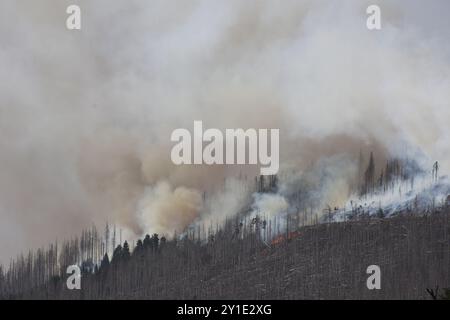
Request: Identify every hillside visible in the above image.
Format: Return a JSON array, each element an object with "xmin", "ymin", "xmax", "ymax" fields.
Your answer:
[{"xmin": 4, "ymin": 208, "xmax": 450, "ymax": 300}]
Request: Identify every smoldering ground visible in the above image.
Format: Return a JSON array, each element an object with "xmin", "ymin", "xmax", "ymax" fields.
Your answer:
[{"xmin": 1, "ymin": 0, "xmax": 450, "ymax": 263}]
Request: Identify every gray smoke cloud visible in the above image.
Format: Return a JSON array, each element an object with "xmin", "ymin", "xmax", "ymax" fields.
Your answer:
[{"xmin": 1, "ymin": 0, "xmax": 450, "ymax": 263}]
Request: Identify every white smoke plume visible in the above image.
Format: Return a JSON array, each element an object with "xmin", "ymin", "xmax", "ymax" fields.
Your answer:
[
  {"xmin": 251, "ymin": 193, "xmax": 288, "ymax": 220},
  {"xmin": 137, "ymin": 181, "xmax": 203, "ymax": 236},
  {"xmin": 1, "ymin": 0, "xmax": 450, "ymax": 263}
]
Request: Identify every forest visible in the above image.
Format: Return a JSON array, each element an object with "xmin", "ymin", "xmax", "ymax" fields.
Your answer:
[{"xmin": 1, "ymin": 152, "xmax": 449, "ymax": 299}]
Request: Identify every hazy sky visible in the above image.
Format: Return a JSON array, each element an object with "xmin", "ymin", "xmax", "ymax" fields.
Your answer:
[{"xmin": 1, "ymin": 0, "xmax": 450, "ymax": 264}]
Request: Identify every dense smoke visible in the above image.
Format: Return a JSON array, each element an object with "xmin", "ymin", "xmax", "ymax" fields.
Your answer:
[
  {"xmin": 1, "ymin": 0, "xmax": 450, "ymax": 263},
  {"xmin": 137, "ymin": 181, "xmax": 203, "ymax": 236}
]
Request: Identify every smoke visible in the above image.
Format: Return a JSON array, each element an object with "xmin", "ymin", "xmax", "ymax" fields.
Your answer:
[
  {"xmin": 1, "ymin": 0, "xmax": 450, "ymax": 263},
  {"xmin": 137, "ymin": 181, "xmax": 203, "ymax": 236},
  {"xmin": 199, "ymin": 177, "xmax": 254, "ymax": 228},
  {"xmin": 280, "ymin": 154, "xmax": 359, "ymax": 209},
  {"xmin": 251, "ymin": 193, "xmax": 288, "ymax": 220}
]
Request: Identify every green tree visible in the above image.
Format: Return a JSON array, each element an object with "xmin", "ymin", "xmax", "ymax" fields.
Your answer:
[
  {"xmin": 99, "ymin": 253, "xmax": 110, "ymax": 273},
  {"xmin": 143, "ymin": 234, "xmax": 151, "ymax": 250},
  {"xmin": 133, "ymin": 239, "xmax": 144, "ymax": 256},
  {"xmin": 111, "ymin": 245, "xmax": 122, "ymax": 264},
  {"xmin": 122, "ymin": 241, "xmax": 130, "ymax": 260}
]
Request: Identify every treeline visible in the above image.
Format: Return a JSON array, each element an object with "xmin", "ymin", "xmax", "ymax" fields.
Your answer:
[
  {"xmin": 0, "ymin": 152, "xmax": 445, "ymax": 299},
  {"xmin": 0, "ymin": 172, "xmax": 280, "ymax": 299},
  {"xmin": 0, "ymin": 201, "xmax": 335, "ymax": 299},
  {"xmin": 0, "ymin": 214, "xmax": 281, "ymax": 299},
  {"xmin": 0, "ymin": 244, "xmax": 58, "ymax": 297},
  {"xmin": 0, "ymin": 226, "xmax": 102, "ymax": 298},
  {"xmin": 358, "ymin": 151, "xmax": 426, "ymax": 196},
  {"xmin": 2, "ymin": 206, "xmax": 450, "ymax": 299}
]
